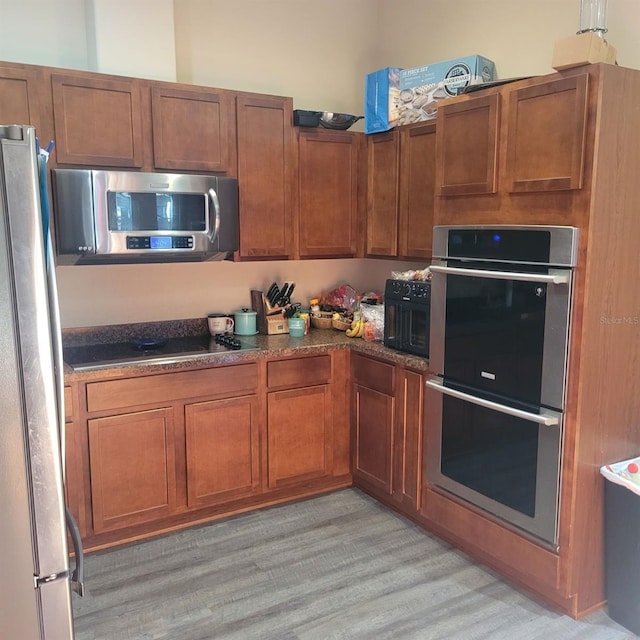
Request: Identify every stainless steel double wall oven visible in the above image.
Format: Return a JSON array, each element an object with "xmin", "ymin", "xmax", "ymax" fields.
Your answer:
[{"xmin": 426, "ymin": 225, "xmax": 578, "ymax": 546}]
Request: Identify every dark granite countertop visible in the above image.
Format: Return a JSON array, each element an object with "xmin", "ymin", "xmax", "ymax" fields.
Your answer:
[{"xmin": 62, "ymin": 319, "xmax": 431, "ymax": 381}]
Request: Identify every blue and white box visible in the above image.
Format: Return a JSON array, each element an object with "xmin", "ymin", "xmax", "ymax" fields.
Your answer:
[{"xmin": 365, "ymin": 55, "xmax": 495, "ymax": 134}]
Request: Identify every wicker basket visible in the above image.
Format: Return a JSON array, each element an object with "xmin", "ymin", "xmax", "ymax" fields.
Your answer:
[
  {"xmin": 310, "ymin": 312, "xmax": 333, "ymax": 329},
  {"xmin": 332, "ymin": 317, "xmax": 352, "ymax": 331}
]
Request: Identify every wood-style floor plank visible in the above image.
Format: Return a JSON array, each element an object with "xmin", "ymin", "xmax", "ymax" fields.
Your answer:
[{"xmin": 72, "ymin": 489, "xmax": 636, "ymax": 639}]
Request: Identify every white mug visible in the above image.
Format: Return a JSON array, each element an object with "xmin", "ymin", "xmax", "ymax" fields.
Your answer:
[{"xmin": 208, "ymin": 314, "xmax": 234, "ymax": 335}]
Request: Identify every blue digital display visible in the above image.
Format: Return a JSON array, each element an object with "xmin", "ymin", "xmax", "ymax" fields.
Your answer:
[{"xmin": 150, "ymin": 236, "xmax": 172, "ymax": 249}]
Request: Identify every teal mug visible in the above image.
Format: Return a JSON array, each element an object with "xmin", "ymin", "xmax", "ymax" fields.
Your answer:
[{"xmin": 288, "ymin": 317, "xmax": 306, "ymax": 337}]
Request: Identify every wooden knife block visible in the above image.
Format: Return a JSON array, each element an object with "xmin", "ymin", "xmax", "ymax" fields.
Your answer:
[{"xmin": 251, "ymin": 290, "xmax": 289, "ymax": 335}]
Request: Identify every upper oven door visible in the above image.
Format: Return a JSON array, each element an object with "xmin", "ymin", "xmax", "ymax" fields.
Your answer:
[{"xmin": 429, "ymin": 260, "xmax": 572, "ymax": 411}]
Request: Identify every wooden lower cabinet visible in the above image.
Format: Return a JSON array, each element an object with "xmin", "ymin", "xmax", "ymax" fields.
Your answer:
[
  {"xmin": 88, "ymin": 407, "xmax": 177, "ymax": 533},
  {"xmin": 351, "ymin": 352, "xmax": 425, "ymax": 517},
  {"xmin": 266, "ymin": 355, "xmax": 335, "ymax": 488},
  {"xmin": 393, "ymin": 369, "xmax": 424, "ymax": 511},
  {"xmin": 71, "ymin": 352, "xmax": 351, "ymax": 550},
  {"xmin": 267, "ymin": 385, "xmax": 333, "ymax": 488},
  {"xmin": 185, "ymin": 395, "xmax": 260, "ymax": 508},
  {"xmin": 353, "ymin": 383, "xmax": 394, "ymax": 494}
]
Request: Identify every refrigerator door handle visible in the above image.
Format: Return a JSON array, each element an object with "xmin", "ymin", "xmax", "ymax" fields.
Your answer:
[{"xmin": 66, "ymin": 507, "xmax": 85, "ymax": 596}]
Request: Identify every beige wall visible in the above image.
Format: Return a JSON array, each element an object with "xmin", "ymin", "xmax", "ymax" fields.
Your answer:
[
  {"xmin": 86, "ymin": 0, "xmax": 177, "ymax": 81},
  {"xmin": 3, "ymin": 0, "xmax": 640, "ymax": 327},
  {"xmin": 377, "ymin": 0, "xmax": 640, "ymax": 77},
  {"xmin": 173, "ymin": 0, "xmax": 379, "ymax": 115}
]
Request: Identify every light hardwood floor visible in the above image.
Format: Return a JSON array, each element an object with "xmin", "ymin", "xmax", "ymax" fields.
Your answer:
[{"xmin": 72, "ymin": 489, "xmax": 636, "ymax": 640}]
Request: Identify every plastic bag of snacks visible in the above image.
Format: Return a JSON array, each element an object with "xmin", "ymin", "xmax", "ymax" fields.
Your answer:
[
  {"xmin": 312, "ymin": 284, "xmax": 358, "ymax": 313},
  {"xmin": 390, "ymin": 267, "xmax": 432, "ymax": 281},
  {"xmin": 361, "ymin": 303, "xmax": 385, "ymax": 341}
]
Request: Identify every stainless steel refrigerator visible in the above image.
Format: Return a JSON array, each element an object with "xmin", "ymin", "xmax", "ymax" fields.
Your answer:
[{"xmin": 0, "ymin": 124, "xmax": 82, "ymax": 639}]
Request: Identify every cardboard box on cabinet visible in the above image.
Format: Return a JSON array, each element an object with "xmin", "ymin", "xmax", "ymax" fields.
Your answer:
[
  {"xmin": 364, "ymin": 55, "xmax": 495, "ymax": 134},
  {"xmin": 552, "ymin": 32, "xmax": 617, "ymax": 70}
]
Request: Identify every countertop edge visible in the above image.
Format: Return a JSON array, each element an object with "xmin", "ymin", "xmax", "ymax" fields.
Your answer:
[{"xmin": 63, "ymin": 330, "xmax": 431, "ymax": 382}]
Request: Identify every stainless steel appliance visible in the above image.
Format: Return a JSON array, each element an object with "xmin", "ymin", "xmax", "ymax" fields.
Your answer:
[
  {"xmin": 425, "ymin": 225, "xmax": 578, "ymax": 546},
  {"xmin": 383, "ymin": 278, "xmax": 431, "ymax": 357},
  {"xmin": 1, "ymin": 125, "xmax": 83, "ymax": 639},
  {"xmin": 51, "ymin": 169, "xmax": 239, "ymax": 264}
]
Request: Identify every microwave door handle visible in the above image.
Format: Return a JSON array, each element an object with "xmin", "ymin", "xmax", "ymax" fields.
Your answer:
[
  {"xmin": 429, "ymin": 264, "xmax": 569, "ymax": 285},
  {"xmin": 207, "ymin": 188, "xmax": 221, "ymax": 246},
  {"xmin": 425, "ymin": 378, "xmax": 560, "ymax": 426}
]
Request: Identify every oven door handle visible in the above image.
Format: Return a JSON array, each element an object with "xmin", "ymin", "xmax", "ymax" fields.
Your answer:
[
  {"xmin": 425, "ymin": 378, "xmax": 560, "ymax": 426},
  {"xmin": 429, "ymin": 264, "xmax": 569, "ymax": 285}
]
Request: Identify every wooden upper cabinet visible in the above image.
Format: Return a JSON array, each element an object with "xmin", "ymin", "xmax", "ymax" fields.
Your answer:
[
  {"xmin": 505, "ymin": 74, "xmax": 589, "ymax": 193},
  {"xmin": 52, "ymin": 73, "xmax": 143, "ymax": 167},
  {"xmin": 151, "ymin": 84, "xmax": 234, "ymax": 173},
  {"xmin": 236, "ymin": 94, "xmax": 295, "ymax": 260},
  {"xmin": 0, "ymin": 65, "xmax": 41, "ymax": 130},
  {"xmin": 436, "ymin": 93, "xmax": 500, "ymax": 196},
  {"xmin": 366, "ymin": 130, "xmax": 399, "ymax": 257},
  {"xmin": 298, "ymin": 129, "xmax": 359, "ymax": 258},
  {"xmin": 398, "ymin": 122, "xmax": 436, "ymax": 260}
]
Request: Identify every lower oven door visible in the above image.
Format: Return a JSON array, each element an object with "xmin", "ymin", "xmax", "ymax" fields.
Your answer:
[{"xmin": 425, "ymin": 376, "xmax": 562, "ymax": 547}]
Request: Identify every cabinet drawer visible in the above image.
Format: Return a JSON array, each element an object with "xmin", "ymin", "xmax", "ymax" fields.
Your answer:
[
  {"xmin": 352, "ymin": 354, "xmax": 395, "ymax": 395},
  {"xmin": 86, "ymin": 364, "xmax": 258, "ymax": 413},
  {"xmin": 267, "ymin": 355, "xmax": 331, "ymax": 389}
]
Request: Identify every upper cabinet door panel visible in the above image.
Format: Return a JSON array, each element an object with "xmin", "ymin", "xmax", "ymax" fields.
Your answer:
[
  {"xmin": 298, "ymin": 130, "xmax": 358, "ymax": 258},
  {"xmin": 506, "ymin": 74, "xmax": 589, "ymax": 193},
  {"xmin": 236, "ymin": 94, "xmax": 295, "ymax": 259},
  {"xmin": 366, "ymin": 130, "xmax": 399, "ymax": 257},
  {"xmin": 52, "ymin": 73, "xmax": 143, "ymax": 167},
  {"xmin": 0, "ymin": 66, "xmax": 40, "ymax": 129},
  {"xmin": 151, "ymin": 85, "xmax": 233, "ymax": 173},
  {"xmin": 436, "ymin": 93, "xmax": 500, "ymax": 196},
  {"xmin": 399, "ymin": 122, "xmax": 436, "ymax": 260}
]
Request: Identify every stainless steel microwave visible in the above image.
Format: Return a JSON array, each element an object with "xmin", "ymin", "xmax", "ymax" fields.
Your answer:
[{"xmin": 51, "ymin": 169, "xmax": 239, "ymax": 264}]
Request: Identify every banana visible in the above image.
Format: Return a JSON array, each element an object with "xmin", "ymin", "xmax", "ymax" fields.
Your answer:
[
  {"xmin": 346, "ymin": 319, "xmax": 362, "ymax": 338},
  {"xmin": 346, "ymin": 319, "xmax": 365, "ymax": 338}
]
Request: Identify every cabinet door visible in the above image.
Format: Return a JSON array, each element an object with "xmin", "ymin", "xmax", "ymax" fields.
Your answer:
[
  {"xmin": 267, "ymin": 385, "xmax": 332, "ymax": 487},
  {"xmin": 436, "ymin": 93, "xmax": 500, "ymax": 196},
  {"xmin": 399, "ymin": 122, "xmax": 436, "ymax": 260},
  {"xmin": 353, "ymin": 384, "xmax": 394, "ymax": 494},
  {"xmin": 88, "ymin": 408, "xmax": 176, "ymax": 533},
  {"xmin": 393, "ymin": 369, "xmax": 424, "ymax": 511},
  {"xmin": 151, "ymin": 84, "xmax": 234, "ymax": 173},
  {"xmin": 366, "ymin": 130, "xmax": 399, "ymax": 257},
  {"xmin": 298, "ymin": 130, "xmax": 358, "ymax": 258},
  {"xmin": 505, "ymin": 74, "xmax": 588, "ymax": 192},
  {"xmin": 185, "ymin": 395, "xmax": 260, "ymax": 508},
  {"xmin": 52, "ymin": 73, "xmax": 143, "ymax": 167},
  {"xmin": 0, "ymin": 65, "xmax": 42, "ymax": 131},
  {"xmin": 236, "ymin": 94, "xmax": 296, "ymax": 259}
]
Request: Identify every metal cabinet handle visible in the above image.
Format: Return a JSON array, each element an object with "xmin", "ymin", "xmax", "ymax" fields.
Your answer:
[
  {"xmin": 429, "ymin": 264, "xmax": 569, "ymax": 285},
  {"xmin": 425, "ymin": 377, "xmax": 560, "ymax": 426}
]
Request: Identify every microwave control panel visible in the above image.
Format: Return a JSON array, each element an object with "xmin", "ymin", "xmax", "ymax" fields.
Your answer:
[{"xmin": 126, "ymin": 235, "xmax": 195, "ymax": 250}]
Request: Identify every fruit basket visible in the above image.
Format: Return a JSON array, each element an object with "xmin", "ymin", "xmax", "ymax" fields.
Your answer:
[
  {"xmin": 310, "ymin": 312, "xmax": 333, "ymax": 329},
  {"xmin": 332, "ymin": 317, "xmax": 352, "ymax": 331}
]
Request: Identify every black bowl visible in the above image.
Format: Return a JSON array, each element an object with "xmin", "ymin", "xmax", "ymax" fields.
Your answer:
[{"xmin": 319, "ymin": 112, "xmax": 363, "ymax": 130}]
